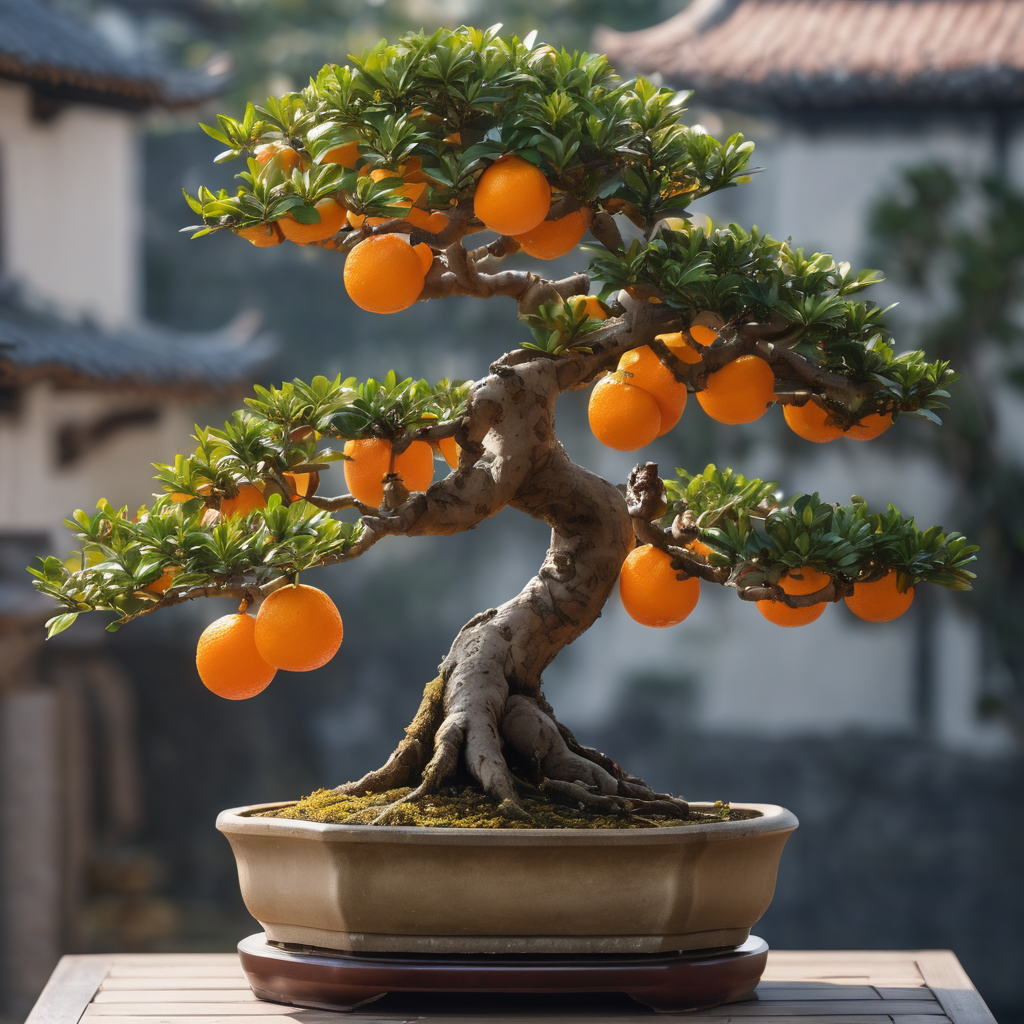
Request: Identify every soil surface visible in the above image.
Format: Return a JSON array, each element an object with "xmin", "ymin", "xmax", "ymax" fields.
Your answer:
[{"xmin": 256, "ymin": 786, "xmax": 759, "ymax": 828}]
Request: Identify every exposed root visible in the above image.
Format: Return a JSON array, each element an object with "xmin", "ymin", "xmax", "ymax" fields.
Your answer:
[
  {"xmin": 332, "ymin": 677, "xmax": 445, "ymax": 796},
  {"xmin": 341, "ymin": 676, "xmax": 689, "ymax": 827}
]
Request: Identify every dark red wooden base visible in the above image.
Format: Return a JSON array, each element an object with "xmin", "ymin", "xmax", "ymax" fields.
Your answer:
[{"xmin": 238, "ymin": 932, "xmax": 768, "ymax": 1013}]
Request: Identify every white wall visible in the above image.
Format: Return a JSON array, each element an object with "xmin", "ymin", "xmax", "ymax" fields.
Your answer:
[
  {"xmin": 0, "ymin": 81, "xmax": 139, "ymax": 328},
  {"xmin": 0, "ymin": 382, "xmax": 193, "ymax": 541}
]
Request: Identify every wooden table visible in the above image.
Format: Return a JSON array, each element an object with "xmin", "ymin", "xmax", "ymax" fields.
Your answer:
[{"xmin": 23, "ymin": 949, "xmax": 998, "ymax": 1023}]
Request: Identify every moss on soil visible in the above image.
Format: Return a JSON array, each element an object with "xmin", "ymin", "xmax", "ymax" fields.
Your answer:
[{"xmin": 255, "ymin": 786, "xmax": 758, "ymax": 828}]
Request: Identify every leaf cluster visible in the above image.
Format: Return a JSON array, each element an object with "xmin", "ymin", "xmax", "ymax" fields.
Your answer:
[
  {"xmin": 30, "ymin": 497, "xmax": 362, "ymax": 635},
  {"xmin": 663, "ymin": 465, "xmax": 977, "ymax": 590},
  {"xmin": 519, "ymin": 298, "xmax": 608, "ymax": 356},
  {"xmin": 183, "ymin": 25, "xmax": 754, "ymax": 237},
  {"xmin": 590, "ymin": 224, "xmax": 957, "ymax": 417},
  {"xmin": 31, "ymin": 372, "xmax": 468, "ymax": 633}
]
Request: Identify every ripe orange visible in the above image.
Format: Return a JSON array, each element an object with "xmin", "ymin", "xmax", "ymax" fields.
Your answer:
[
  {"xmin": 321, "ymin": 140, "xmax": 360, "ymax": 168},
  {"xmin": 845, "ymin": 412, "xmax": 892, "ymax": 441},
  {"xmin": 236, "ymin": 223, "xmax": 282, "ymax": 247},
  {"xmin": 254, "ymin": 585, "xmax": 343, "ymax": 672},
  {"xmin": 344, "ymin": 234, "xmax": 429, "ymax": 314},
  {"xmin": 687, "ymin": 539, "xmax": 714, "ymax": 558},
  {"xmin": 655, "ymin": 332, "xmax": 703, "ymax": 364},
  {"xmin": 845, "ymin": 569, "xmax": 915, "ymax": 622},
  {"xmin": 146, "ymin": 566, "xmax": 179, "ymax": 595},
  {"xmin": 196, "ymin": 613, "xmax": 276, "ymax": 699},
  {"xmin": 343, "ymin": 438, "xmax": 435, "ymax": 506},
  {"xmin": 283, "ymin": 471, "xmax": 319, "ymax": 502},
  {"xmin": 473, "ymin": 155, "xmax": 551, "ymax": 236},
  {"xmin": 784, "ymin": 400, "xmax": 843, "ymax": 443},
  {"xmin": 221, "ymin": 483, "xmax": 267, "ymax": 518},
  {"xmin": 437, "ymin": 436, "xmax": 459, "ymax": 469},
  {"xmin": 512, "ymin": 209, "xmax": 589, "ymax": 259},
  {"xmin": 254, "ymin": 142, "xmax": 306, "ymax": 176},
  {"xmin": 617, "ymin": 346, "xmax": 688, "ymax": 435},
  {"xmin": 570, "ymin": 295, "xmax": 609, "ymax": 321},
  {"xmin": 756, "ymin": 567, "xmax": 830, "ymax": 627},
  {"xmin": 588, "ymin": 373, "xmax": 662, "ymax": 451},
  {"xmin": 619, "ymin": 544, "xmax": 700, "ymax": 628},
  {"xmin": 279, "ymin": 199, "xmax": 347, "ymax": 244},
  {"xmin": 696, "ymin": 354, "xmax": 775, "ymax": 425},
  {"xmin": 689, "ymin": 325, "xmax": 719, "ymax": 346}
]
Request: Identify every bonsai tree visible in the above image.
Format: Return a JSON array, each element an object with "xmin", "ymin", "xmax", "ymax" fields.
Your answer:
[{"xmin": 32, "ymin": 27, "xmax": 977, "ymax": 826}]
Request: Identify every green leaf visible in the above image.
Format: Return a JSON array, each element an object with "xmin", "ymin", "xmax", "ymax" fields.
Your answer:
[{"xmin": 45, "ymin": 612, "xmax": 78, "ymax": 639}]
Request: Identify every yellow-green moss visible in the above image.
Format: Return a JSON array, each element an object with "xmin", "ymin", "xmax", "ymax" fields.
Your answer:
[{"xmin": 256, "ymin": 786, "xmax": 754, "ymax": 829}]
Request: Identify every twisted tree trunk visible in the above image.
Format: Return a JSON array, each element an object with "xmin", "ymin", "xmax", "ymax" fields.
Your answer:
[{"xmin": 336, "ymin": 304, "xmax": 692, "ymax": 822}]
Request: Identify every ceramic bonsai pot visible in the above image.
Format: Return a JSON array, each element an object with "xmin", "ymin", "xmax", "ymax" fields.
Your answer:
[{"xmin": 217, "ymin": 802, "xmax": 797, "ymax": 955}]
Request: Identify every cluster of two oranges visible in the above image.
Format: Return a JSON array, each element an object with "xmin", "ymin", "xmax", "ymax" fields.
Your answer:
[
  {"xmin": 588, "ymin": 327, "xmax": 719, "ymax": 451},
  {"xmin": 755, "ymin": 567, "xmax": 914, "ymax": 627},
  {"xmin": 345, "ymin": 154, "xmax": 591, "ymax": 316},
  {"xmin": 196, "ymin": 585, "xmax": 344, "ymax": 700},
  {"xmin": 342, "ymin": 434, "xmax": 459, "ymax": 507}
]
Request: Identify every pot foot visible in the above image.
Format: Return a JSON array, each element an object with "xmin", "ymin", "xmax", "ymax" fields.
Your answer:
[{"xmin": 237, "ymin": 932, "xmax": 768, "ymax": 1012}]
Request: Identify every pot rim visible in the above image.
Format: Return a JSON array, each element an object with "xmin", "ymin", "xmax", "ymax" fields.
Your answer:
[{"xmin": 216, "ymin": 801, "xmax": 798, "ymax": 846}]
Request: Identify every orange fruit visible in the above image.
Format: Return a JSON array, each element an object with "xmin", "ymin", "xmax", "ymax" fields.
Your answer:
[
  {"xmin": 756, "ymin": 567, "xmax": 830, "ymax": 627},
  {"xmin": 687, "ymin": 539, "xmax": 713, "ymax": 558},
  {"xmin": 235, "ymin": 223, "xmax": 282, "ymax": 247},
  {"xmin": 473, "ymin": 155, "xmax": 551, "ymax": 236},
  {"xmin": 283, "ymin": 471, "xmax": 319, "ymax": 502},
  {"xmin": 221, "ymin": 483, "xmax": 267, "ymax": 518},
  {"xmin": 146, "ymin": 567, "xmax": 179, "ymax": 595},
  {"xmin": 196, "ymin": 613, "xmax": 276, "ymax": 699},
  {"xmin": 343, "ymin": 438, "xmax": 435, "ymax": 506},
  {"xmin": 255, "ymin": 584, "xmax": 344, "ymax": 672},
  {"xmin": 279, "ymin": 199, "xmax": 347, "ymax": 244},
  {"xmin": 513, "ymin": 209, "xmax": 589, "ymax": 259},
  {"xmin": 254, "ymin": 142, "xmax": 306, "ymax": 176},
  {"xmin": 845, "ymin": 412, "xmax": 892, "ymax": 441},
  {"xmin": 588, "ymin": 373, "xmax": 662, "ymax": 451},
  {"xmin": 656, "ymin": 332, "xmax": 703, "ymax": 364},
  {"xmin": 570, "ymin": 295, "xmax": 609, "ymax": 321},
  {"xmin": 617, "ymin": 345, "xmax": 688, "ymax": 435},
  {"xmin": 689, "ymin": 324, "xmax": 719, "ymax": 346},
  {"xmin": 696, "ymin": 354, "xmax": 775, "ymax": 425},
  {"xmin": 321, "ymin": 140, "xmax": 361, "ymax": 168},
  {"xmin": 784, "ymin": 400, "xmax": 843, "ymax": 443},
  {"xmin": 619, "ymin": 544, "xmax": 700, "ymax": 628},
  {"xmin": 845, "ymin": 569, "xmax": 915, "ymax": 622},
  {"xmin": 437, "ymin": 436, "xmax": 459, "ymax": 469},
  {"xmin": 344, "ymin": 234, "xmax": 428, "ymax": 314}
]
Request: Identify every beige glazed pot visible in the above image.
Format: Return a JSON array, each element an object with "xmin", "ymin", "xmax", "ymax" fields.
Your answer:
[{"xmin": 217, "ymin": 802, "xmax": 798, "ymax": 955}]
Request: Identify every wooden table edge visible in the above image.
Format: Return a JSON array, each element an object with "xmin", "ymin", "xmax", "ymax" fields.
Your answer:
[
  {"xmin": 19, "ymin": 948, "xmax": 1001, "ymax": 1024},
  {"xmin": 23, "ymin": 956, "xmax": 113, "ymax": 1024}
]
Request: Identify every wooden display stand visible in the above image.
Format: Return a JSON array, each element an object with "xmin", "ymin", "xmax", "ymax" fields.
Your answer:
[{"xmin": 236, "ymin": 931, "xmax": 769, "ymax": 1013}]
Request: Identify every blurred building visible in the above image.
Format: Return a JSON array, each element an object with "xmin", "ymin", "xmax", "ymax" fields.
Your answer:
[
  {"xmin": 0, "ymin": 1, "xmax": 269, "ymax": 1016},
  {"xmin": 593, "ymin": 0, "xmax": 1021, "ymax": 749}
]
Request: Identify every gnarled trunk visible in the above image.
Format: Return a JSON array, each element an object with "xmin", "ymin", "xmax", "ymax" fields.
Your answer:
[{"xmin": 337, "ymin": 330, "xmax": 690, "ymax": 822}]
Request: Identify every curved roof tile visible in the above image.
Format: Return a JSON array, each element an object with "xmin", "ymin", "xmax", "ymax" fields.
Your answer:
[
  {"xmin": 0, "ymin": 0, "xmax": 230, "ymax": 108},
  {"xmin": 596, "ymin": 0, "xmax": 1024, "ymax": 109}
]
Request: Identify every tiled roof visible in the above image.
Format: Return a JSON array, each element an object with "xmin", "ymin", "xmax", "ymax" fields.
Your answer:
[
  {"xmin": 596, "ymin": 0, "xmax": 1024, "ymax": 109},
  {"xmin": 0, "ymin": 296, "xmax": 273, "ymax": 395},
  {"xmin": 0, "ymin": 0, "xmax": 229, "ymax": 109}
]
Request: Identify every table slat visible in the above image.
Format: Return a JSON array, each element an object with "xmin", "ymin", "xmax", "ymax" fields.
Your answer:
[
  {"xmin": 93, "ymin": 993, "xmax": 259, "ymax": 1005},
  {"xmin": 99, "ymin": 982, "xmax": 251, "ymax": 993},
  {"xmin": 688, "ymin": 1001, "xmax": 946, "ymax": 1017}
]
